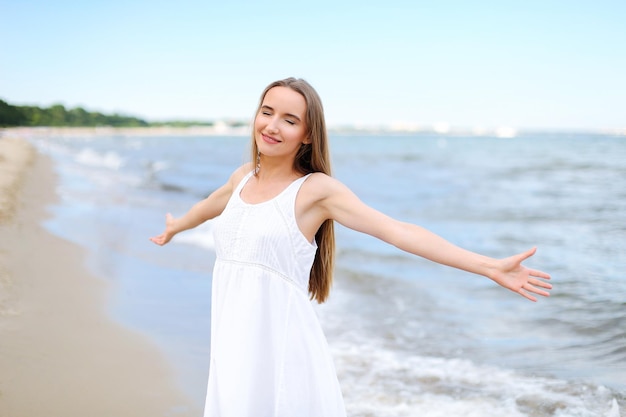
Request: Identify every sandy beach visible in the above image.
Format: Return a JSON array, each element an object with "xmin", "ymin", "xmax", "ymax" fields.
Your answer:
[{"xmin": 0, "ymin": 137, "xmax": 200, "ymax": 417}]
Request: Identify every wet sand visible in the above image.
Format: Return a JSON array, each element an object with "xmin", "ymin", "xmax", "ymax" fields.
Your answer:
[{"xmin": 0, "ymin": 137, "xmax": 200, "ymax": 417}]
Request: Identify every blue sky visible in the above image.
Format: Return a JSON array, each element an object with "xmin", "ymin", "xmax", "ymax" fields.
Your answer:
[{"xmin": 1, "ymin": 0, "xmax": 625, "ymax": 130}]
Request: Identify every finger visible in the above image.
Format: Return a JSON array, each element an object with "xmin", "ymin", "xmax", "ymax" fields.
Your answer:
[
  {"xmin": 524, "ymin": 282, "xmax": 551, "ymax": 297},
  {"xmin": 519, "ymin": 289, "xmax": 538, "ymax": 302},
  {"xmin": 516, "ymin": 247, "xmax": 537, "ymax": 263},
  {"xmin": 530, "ymin": 278, "xmax": 552, "ymax": 289},
  {"xmin": 528, "ymin": 286, "xmax": 550, "ymax": 297},
  {"xmin": 529, "ymin": 269, "xmax": 551, "ymax": 279}
]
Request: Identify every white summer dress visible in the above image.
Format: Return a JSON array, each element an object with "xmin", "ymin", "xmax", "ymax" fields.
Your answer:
[{"xmin": 204, "ymin": 171, "xmax": 346, "ymax": 417}]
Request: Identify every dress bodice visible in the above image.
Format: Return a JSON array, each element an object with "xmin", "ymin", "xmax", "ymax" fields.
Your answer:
[{"xmin": 212, "ymin": 171, "xmax": 317, "ymax": 294}]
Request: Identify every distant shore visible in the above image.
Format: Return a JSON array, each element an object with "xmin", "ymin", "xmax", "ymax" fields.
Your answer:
[
  {"xmin": 0, "ymin": 136, "xmax": 200, "ymax": 417},
  {"xmin": 0, "ymin": 125, "xmax": 250, "ymax": 138},
  {"xmin": 3, "ymin": 125, "xmax": 623, "ymax": 139}
]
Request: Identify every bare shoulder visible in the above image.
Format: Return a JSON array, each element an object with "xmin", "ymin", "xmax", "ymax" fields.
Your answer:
[
  {"xmin": 228, "ymin": 163, "xmax": 254, "ymax": 187},
  {"xmin": 302, "ymin": 172, "xmax": 352, "ymax": 201},
  {"xmin": 300, "ymin": 172, "xmax": 373, "ymax": 226},
  {"xmin": 304, "ymin": 172, "xmax": 334, "ymax": 191}
]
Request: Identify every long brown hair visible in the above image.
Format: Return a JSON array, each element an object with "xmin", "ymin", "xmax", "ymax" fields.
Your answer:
[{"xmin": 251, "ymin": 77, "xmax": 335, "ymax": 303}]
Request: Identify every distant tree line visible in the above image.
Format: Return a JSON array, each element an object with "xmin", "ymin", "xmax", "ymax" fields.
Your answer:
[{"xmin": 0, "ymin": 98, "xmax": 216, "ymax": 128}]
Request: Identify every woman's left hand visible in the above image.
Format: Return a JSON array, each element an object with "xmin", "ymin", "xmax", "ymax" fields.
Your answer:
[{"xmin": 490, "ymin": 247, "xmax": 552, "ymax": 302}]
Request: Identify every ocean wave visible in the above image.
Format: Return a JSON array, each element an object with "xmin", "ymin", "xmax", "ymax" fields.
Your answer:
[
  {"xmin": 75, "ymin": 148, "xmax": 124, "ymax": 170},
  {"xmin": 174, "ymin": 221, "xmax": 215, "ymax": 250},
  {"xmin": 332, "ymin": 341, "xmax": 621, "ymax": 417}
]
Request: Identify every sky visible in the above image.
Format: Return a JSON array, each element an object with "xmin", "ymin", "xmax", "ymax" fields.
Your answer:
[{"xmin": 1, "ymin": 0, "xmax": 625, "ymax": 131}]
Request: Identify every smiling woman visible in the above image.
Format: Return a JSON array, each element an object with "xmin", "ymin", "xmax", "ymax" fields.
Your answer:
[
  {"xmin": 150, "ymin": 77, "xmax": 552, "ymax": 417},
  {"xmin": 254, "ymin": 87, "xmax": 310, "ymax": 171}
]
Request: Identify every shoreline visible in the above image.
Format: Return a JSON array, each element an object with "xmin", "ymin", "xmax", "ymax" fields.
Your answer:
[{"xmin": 0, "ymin": 137, "xmax": 200, "ymax": 417}]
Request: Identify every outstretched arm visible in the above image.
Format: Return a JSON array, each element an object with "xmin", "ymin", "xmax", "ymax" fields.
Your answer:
[
  {"xmin": 381, "ymin": 222, "xmax": 551, "ymax": 301},
  {"xmin": 309, "ymin": 175, "xmax": 552, "ymax": 301},
  {"xmin": 150, "ymin": 165, "xmax": 249, "ymax": 246}
]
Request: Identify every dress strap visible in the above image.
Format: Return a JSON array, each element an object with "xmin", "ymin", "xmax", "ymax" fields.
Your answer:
[
  {"xmin": 233, "ymin": 170, "xmax": 255, "ymax": 195},
  {"xmin": 284, "ymin": 173, "xmax": 312, "ymax": 198},
  {"xmin": 234, "ymin": 171, "xmax": 312, "ymax": 207},
  {"xmin": 274, "ymin": 173, "xmax": 312, "ymax": 211}
]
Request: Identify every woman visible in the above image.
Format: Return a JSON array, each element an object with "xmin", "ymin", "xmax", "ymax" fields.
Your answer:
[{"xmin": 150, "ymin": 77, "xmax": 552, "ymax": 417}]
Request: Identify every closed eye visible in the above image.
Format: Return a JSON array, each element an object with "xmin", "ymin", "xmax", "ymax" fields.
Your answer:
[{"xmin": 260, "ymin": 105, "xmax": 273, "ymax": 117}]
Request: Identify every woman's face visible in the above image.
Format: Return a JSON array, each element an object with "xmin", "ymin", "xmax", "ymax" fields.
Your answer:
[{"xmin": 254, "ymin": 86, "xmax": 310, "ymax": 160}]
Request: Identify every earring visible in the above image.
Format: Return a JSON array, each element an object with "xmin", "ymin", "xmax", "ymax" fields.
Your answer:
[{"xmin": 255, "ymin": 151, "xmax": 261, "ymax": 175}]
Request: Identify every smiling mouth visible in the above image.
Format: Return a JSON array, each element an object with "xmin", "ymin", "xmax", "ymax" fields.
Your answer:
[{"xmin": 262, "ymin": 134, "xmax": 281, "ymax": 144}]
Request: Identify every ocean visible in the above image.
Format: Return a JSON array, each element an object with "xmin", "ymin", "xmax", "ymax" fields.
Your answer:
[{"xmin": 29, "ymin": 131, "xmax": 625, "ymax": 416}]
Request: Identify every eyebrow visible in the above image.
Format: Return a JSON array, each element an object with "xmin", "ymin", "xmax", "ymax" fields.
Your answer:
[{"xmin": 261, "ymin": 105, "xmax": 302, "ymax": 122}]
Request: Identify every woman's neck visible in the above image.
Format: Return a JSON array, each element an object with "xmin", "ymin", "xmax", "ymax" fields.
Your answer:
[{"xmin": 256, "ymin": 156, "xmax": 300, "ymax": 182}]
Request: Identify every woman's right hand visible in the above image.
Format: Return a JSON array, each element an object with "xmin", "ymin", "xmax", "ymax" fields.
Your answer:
[{"xmin": 149, "ymin": 213, "xmax": 177, "ymax": 246}]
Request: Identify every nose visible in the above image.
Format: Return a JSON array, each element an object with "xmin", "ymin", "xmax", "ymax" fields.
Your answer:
[{"xmin": 266, "ymin": 117, "xmax": 279, "ymax": 133}]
